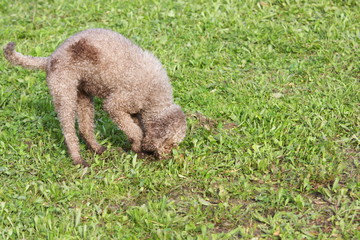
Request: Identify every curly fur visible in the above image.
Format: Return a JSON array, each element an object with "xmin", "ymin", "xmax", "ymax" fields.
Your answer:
[{"xmin": 3, "ymin": 28, "xmax": 186, "ymax": 166}]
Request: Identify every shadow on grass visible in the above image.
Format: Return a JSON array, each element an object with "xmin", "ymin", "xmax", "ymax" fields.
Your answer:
[{"xmin": 30, "ymin": 95, "xmax": 131, "ymax": 155}]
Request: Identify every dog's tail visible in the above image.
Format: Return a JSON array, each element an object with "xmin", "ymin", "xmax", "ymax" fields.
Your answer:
[{"xmin": 3, "ymin": 42, "xmax": 48, "ymax": 71}]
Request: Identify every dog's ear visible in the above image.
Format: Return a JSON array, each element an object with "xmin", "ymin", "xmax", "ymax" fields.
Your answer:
[
  {"xmin": 150, "ymin": 104, "xmax": 185, "ymax": 138},
  {"xmin": 141, "ymin": 135, "xmax": 157, "ymax": 153},
  {"xmin": 141, "ymin": 111, "xmax": 170, "ymax": 153},
  {"xmin": 142, "ymin": 104, "xmax": 186, "ymax": 155}
]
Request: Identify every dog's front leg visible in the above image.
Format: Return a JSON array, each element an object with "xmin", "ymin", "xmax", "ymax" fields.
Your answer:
[
  {"xmin": 110, "ymin": 112, "xmax": 143, "ymax": 153},
  {"xmin": 104, "ymin": 103, "xmax": 143, "ymax": 153}
]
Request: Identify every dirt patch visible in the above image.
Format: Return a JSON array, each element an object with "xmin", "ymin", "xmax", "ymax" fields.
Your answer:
[
  {"xmin": 24, "ymin": 140, "xmax": 34, "ymax": 151},
  {"xmin": 307, "ymin": 192, "xmax": 335, "ymax": 234},
  {"xmin": 223, "ymin": 122, "xmax": 238, "ymax": 130},
  {"xmin": 342, "ymin": 147, "xmax": 360, "ymax": 183},
  {"xmin": 189, "ymin": 112, "xmax": 218, "ymax": 130},
  {"xmin": 187, "ymin": 112, "xmax": 238, "ymax": 132}
]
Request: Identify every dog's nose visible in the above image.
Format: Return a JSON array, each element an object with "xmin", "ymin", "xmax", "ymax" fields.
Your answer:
[{"xmin": 143, "ymin": 150, "xmax": 155, "ymax": 155}]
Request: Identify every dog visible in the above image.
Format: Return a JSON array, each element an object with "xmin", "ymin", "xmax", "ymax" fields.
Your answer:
[{"xmin": 4, "ymin": 28, "xmax": 186, "ymax": 166}]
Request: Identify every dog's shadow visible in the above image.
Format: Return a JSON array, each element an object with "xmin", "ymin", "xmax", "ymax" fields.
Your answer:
[{"xmin": 31, "ymin": 96, "xmax": 131, "ymax": 153}]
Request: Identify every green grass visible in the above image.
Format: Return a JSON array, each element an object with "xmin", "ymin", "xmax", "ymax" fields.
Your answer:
[{"xmin": 0, "ymin": 0, "xmax": 359, "ymax": 239}]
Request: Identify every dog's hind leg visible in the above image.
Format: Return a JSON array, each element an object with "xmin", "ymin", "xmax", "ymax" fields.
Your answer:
[
  {"xmin": 47, "ymin": 73, "xmax": 89, "ymax": 167},
  {"xmin": 77, "ymin": 90, "xmax": 106, "ymax": 154}
]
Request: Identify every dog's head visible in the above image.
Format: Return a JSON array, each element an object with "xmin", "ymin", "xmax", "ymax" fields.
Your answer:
[{"xmin": 142, "ymin": 104, "xmax": 186, "ymax": 158}]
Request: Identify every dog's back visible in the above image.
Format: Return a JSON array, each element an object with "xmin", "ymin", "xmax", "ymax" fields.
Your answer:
[{"xmin": 50, "ymin": 29, "xmax": 171, "ymax": 100}]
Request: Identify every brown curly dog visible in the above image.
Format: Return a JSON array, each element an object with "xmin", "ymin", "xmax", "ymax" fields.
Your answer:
[{"xmin": 4, "ymin": 28, "xmax": 186, "ymax": 166}]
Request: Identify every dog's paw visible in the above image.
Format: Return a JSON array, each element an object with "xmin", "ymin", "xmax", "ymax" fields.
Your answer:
[
  {"xmin": 73, "ymin": 159, "xmax": 90, "ymax": 167},
  {"xmin": 95, "ymin": 146, "xmax": 107, "ymax": 155}
]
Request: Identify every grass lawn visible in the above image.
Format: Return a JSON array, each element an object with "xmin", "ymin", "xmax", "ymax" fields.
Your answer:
[{"xmin": 0, "ymin": 0, "xmax": 359, "ymax": 239}]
